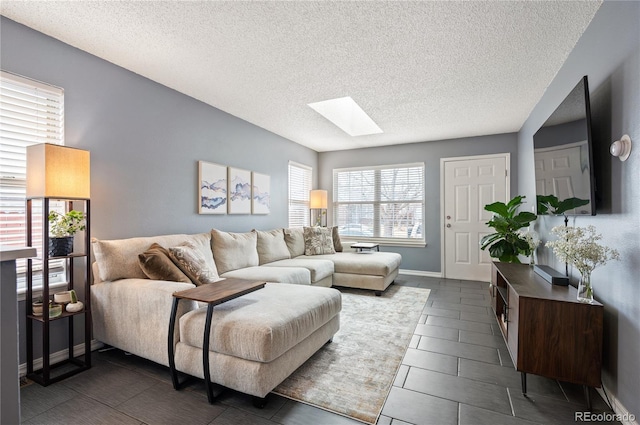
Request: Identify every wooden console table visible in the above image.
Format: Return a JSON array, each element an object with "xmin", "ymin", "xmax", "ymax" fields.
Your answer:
[{"xmin": 490, "ymin": 262, "xmax": 603, "ymax": 408}]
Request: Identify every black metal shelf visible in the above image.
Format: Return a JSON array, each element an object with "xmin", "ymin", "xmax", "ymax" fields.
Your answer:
[{"xmin": 26, "ymin": 197, "xmax": 92, "ymax": 386}]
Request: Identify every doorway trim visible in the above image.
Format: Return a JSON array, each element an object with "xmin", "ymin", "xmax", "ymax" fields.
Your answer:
[{"xmin": 440, "ymin": 152, "xmax": 511, "ymax": 280}]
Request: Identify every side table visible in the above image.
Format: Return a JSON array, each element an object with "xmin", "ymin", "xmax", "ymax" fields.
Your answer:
[
  {"xmin": 167, "ymin": 278, "xmax": 265, "ymax": 403},
  {"xmin": 351, "ymin": 242, "xmax": 380, "ymax": 253}
]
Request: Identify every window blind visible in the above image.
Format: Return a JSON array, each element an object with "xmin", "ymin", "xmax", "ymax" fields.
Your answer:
[
  {"xmin": 0, "ymin": 71, "xmax": 66, "ymax": 291},
  {"xmin": 333, "ymin": 163, "xmax": 425, "ymax": 242},
  {"xmin": 288, "ymin": 161, "xmax": 312, "ymax": 227}
]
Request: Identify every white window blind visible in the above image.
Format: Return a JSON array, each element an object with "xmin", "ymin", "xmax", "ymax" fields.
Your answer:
[
  {"xmin": 333, "ymin": 163, "xmax": 425, "ymax": 243},
  {"xmin": 0, "ymin": 71, "xmax": 66, "ymax": 292},
  {"xmin": 288, "ymin": 161, "xmax": 312, "ymax": 227}
]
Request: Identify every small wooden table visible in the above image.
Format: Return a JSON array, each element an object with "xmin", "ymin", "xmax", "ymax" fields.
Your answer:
[
  {"xmin": 167, "ymin": 278, "xmax": 266, "ymax": 403},
  {"xmin": 351, "ymin": 242, "xmax": 380, "ymax": 252}
]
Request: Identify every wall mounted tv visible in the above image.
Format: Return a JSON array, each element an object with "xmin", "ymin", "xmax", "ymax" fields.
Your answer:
[{"xmin": 533, "ymin": 76, "xmax": 596, "ymax": 215}]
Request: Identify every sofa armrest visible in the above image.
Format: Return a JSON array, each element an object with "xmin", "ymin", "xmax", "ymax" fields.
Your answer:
[{"xmin": 92, "ymin": 278, "xmax": 197, "ymax": 366}]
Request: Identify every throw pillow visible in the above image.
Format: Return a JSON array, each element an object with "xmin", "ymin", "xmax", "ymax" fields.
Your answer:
[
  {"xmin": 303, "ymin": 227, "xmax": 336, "ymax": 256},
  {"xmin": 168, "ymin": 241, "xmax": 220, "ymax": 286},
  {"xmin": 138, "ymin": 243, "xmax": 191, "ymax": 283},
  {"xmin": 255, "ymin": 229, "xmax": 291, "ymax": 265},
  {"xmin": 332, "ymin": 226, "xmax": 343, "ymax": 252},
  {"xmin": 284, "ymin": 227, "xmax": 305, "ymax": 257},
  {"xmin": 210, "ymin": 229, "xmax": 259, "ymax": 274}
]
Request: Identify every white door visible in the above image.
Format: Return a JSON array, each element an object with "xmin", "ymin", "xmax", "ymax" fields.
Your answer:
[{"xmin": 442, "ymin": 155, "xmax": 508, "ymax": 281}]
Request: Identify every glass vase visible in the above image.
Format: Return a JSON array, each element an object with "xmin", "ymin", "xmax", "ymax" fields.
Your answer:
[{"xmin": 577, "ymin": 270, "xmax": 594, "ymax": 303}]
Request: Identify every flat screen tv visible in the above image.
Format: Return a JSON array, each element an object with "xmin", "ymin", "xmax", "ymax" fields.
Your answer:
[{"xmin": 533, "ymin": 76, "xmax": 596, "ymax": 215}]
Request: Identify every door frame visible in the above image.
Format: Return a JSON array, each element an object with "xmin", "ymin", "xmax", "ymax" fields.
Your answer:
[{"xmin": 440, "ymin": 153, "xmax": 510, "ymax": 279}]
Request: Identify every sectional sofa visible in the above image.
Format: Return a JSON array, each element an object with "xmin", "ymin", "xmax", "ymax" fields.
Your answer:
[{"xmin": 90, "ymin": 227, "xmax": 401, "ymax": 402}]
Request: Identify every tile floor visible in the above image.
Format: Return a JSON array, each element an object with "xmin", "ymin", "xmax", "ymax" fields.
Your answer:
[{"xmin": 20, "ymin": 275, "xmax": 620, "ymax": 424}]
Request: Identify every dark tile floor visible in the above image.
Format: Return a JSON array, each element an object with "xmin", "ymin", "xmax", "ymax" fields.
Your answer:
[{"xmin": 20, "ymin": 275, "xmax": 619, "ymax": 425}]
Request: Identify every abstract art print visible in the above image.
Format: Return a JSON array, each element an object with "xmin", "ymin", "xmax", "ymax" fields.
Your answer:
[
  {"xmin": 228, "ymin": 167, "xmax": 252, "ymax": 214},
  {"xmin": 198, "ymin": 161, "xmax": 227, "ymax": 214},
  {"xmin": 252, "ymin": 172, "xmax": 270, "ymax": 214}
]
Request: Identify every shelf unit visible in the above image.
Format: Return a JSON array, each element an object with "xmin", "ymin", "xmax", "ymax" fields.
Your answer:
[
  {"xmin": 26, "ymin": 197, "xmax": 92, "ymax": 386},
  {"xmin": 489, "ymin": 262, "xmax": 602, "ymax": 408}
]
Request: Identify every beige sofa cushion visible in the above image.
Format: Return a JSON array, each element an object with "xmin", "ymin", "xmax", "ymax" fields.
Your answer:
[
  {"xmin": 303, "ymin": 252, "xmax": 402, "ymax": 277},
  {"xmin": 92, "ymin": 233, "xmax": 212, "ymax": 282},
  {"xmin": 255, "ymin": 229, "xmax": 290, "ymax": 265},
  {"xmin": 211, "ymin": 229, "xmax": 259, "ymax": 274},
  {"xmin": 264, "ymin": 258, "xmax": 334, "ymax": 283},
  {"xmin": 179, "ymin": 283, "xmax": 342, "ymax": 363},
  {"xmin": 220, "ymin": 266, "xmax": 311, "ymax": 285},
  {"xmin": 284, "ymin": 227, "xmax": 305, "ymax": 257}
]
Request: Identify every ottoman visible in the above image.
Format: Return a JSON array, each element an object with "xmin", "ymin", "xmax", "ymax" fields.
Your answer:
[{"xmin": 173, "ymin": 283, "xmax": 341, "ymax": 400}]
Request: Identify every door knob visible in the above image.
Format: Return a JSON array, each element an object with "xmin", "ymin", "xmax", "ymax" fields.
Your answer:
[
  {"xmin": 446, "ymin": 224, "xmax": 451, "ymax": 228},
  {"xmin": 446, "ymin": 215, "xmax": 451, "ymax": 220}
]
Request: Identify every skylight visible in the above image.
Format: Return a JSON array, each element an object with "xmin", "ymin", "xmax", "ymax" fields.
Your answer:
[{"xmin": 308, "ymin": 96, "xmax": 383, "ymax": 137}]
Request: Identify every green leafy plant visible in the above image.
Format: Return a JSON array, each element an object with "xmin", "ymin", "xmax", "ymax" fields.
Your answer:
[
  {"xmin": 48, "ymin": 210, "xmax": 86, "ymax": 238},
  {"xmin": 480, "ymin": 195, "xmax": 537, "ymax": 263},
  {"xmin": 536, "ymin": 194, "xmax": 589, "ymax": 216}
]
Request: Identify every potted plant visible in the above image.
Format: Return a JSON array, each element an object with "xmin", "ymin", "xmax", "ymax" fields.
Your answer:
[
  {"xmin": 480, "ymin": 195, "xmax": 537, "ymax": 263},
  {"xmin": 48, "ymin": 210, "xmax": 86, "ymax": 257}
]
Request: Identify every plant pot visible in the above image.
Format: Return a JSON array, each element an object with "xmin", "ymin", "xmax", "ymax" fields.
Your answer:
[{"xmin": 49, "ymin": 236, "xmax": 74, "ymax": 257}]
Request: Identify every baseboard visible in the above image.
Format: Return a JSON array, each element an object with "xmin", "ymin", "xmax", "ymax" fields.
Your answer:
[
  {"xmin": 399, "ymin": 269, "xmax": 442, "ymax": 278},
  {"xmin": 19, "ymin": 339, "xmax": 104, "ymax": 377},
  {"xmin": 595, "ymin": 385, "xmax": 638, "ymax": 425}
]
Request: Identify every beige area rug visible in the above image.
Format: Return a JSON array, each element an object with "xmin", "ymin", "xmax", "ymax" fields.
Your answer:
[{"xmin": 273, "ymin": 285, "xmax": 431, "ymax": 424}]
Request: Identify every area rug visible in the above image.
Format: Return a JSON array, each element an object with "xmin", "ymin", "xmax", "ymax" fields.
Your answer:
[{"xmin": 273, "ymin": 285, "xmax": 431, "ymax": 424}]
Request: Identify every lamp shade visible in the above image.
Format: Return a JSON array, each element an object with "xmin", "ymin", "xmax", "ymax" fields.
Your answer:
[
  {"xmin": 309, "ymin": 190, "xmax": 328, "ymax": 209},
  {"xmin": 26, "ymin": 144, "xmax": 90, "ymax": 199}
]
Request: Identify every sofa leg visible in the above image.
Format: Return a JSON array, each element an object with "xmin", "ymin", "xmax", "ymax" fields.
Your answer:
[
  {"xmin": 252, "ymin": 396, "xmax": 268, "ymax": 409},
  {"xmin": 374, "ymin": 291, "xmax": 382, "ymax": 296},
  {"xmin": 325, "ymin": 338, "xmax": 333, "ymax": 344}
]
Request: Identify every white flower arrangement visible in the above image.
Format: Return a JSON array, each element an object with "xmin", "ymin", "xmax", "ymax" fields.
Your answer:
[
  {"xmin": 517, "ymin": 229, "xmax": 541, "ymax": 252},
  {"xmin": 545, "ymin": 225, "xmax": 619, "ymax": 275}
]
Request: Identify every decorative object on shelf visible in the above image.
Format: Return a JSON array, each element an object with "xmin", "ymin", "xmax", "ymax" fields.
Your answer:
[
  {"xmin": 546, "ymin": 225, "xmax": 620, "ymax": 303},
  {"xmin": 66, "ymin": 301, "xmax": 84, "ymax": 313},
  {"xmin": 480, "ymin": 195, "xmax": 537, "ymax": 263},
  {"xmin": 47, "ymin": 210, "xmax": 86, "ymax": 256},
  {"xmin": 32, "ymin": 301, "xmax": 43, "ymax": 316},
  {"xmin": 49, "ymin": 304, "xmax": 62, "ymax": 318},
  {"xmin": 198, "ymin": 161, "xmax": 227, "ymax": 214},
  {"xmin": 516, "ymin": 229, "xmax": 540, "ymax": 266},
  {"xmin": 228, "ymin": 167, "xmax": 252, "ymax": 214},
  {"xmin": 610, "ymin": 134, "xmax": 632, "ymax": 162},
  {"xmin": 309, "ymin": 189, "xmax": 328, "ymax": 227},
  {"xmin": 251, "ymin": 172, "xmax": 271, "ymax": 214}
]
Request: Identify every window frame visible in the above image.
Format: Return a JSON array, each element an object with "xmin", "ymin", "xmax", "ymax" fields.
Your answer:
[
  {"xmin": 288, "ymin": 160, "xmax": 312, "ymax": 228},
  {"xmin": 333, "ymin": 162, "xmax": 426, "ymax": 247}
]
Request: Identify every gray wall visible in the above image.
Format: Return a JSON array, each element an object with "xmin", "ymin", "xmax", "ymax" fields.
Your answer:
[
  {"xmin": 517, "ymin": 1, "xmax": 639, "ymax": 417},
  {"xmin": 1, "ymin": 17, "xmax": 318, "ymax": 362},
  {"xmin": 319, "ymin": 133, "xmax": 518, "ymax": 272}
]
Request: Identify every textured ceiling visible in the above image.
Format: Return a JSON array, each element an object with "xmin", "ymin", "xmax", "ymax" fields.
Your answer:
[{"xmin": 0, "ymin": 1, "xmax": 602, "ymax": 152}]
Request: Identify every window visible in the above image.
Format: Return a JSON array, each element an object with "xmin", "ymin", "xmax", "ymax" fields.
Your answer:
[
  {"xmin": 288, "ymin": 161, "xmax": 312, "ymax": 227},
  {"xmin": 333, "ymin": 163, "xmax": 425, "ymax": 244},
  {"xmin": 0, "ymin": 71, "xmax": 66, "ymax": 293}
]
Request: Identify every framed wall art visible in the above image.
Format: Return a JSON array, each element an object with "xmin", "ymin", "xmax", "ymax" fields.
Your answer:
[
  {"xmin": 198, "ymin": 161, "xmax": 227, "ymax": 214},
  {"xmin": 227, "ymin": 167, "xmax": 252, "ymax": 214},
  {"xmin": 252, "ymin": 172, "xmax": 270, "ymax": 214}
]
